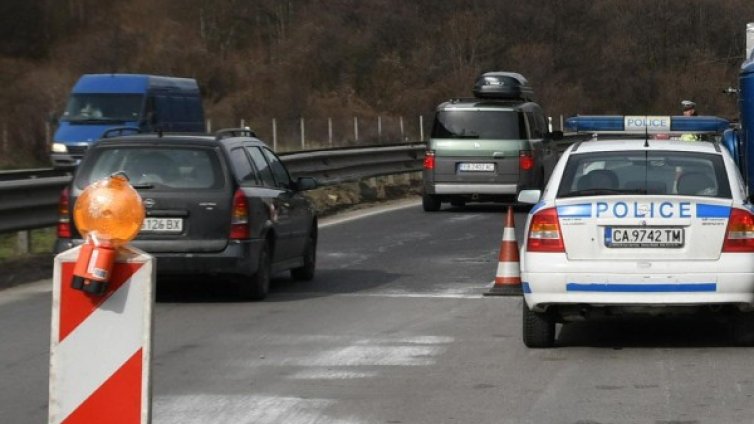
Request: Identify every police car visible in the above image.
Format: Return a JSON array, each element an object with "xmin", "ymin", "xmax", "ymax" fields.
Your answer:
[{"xmin": 517, "ymin": 115, "xmax": 754, "ymax": 347}]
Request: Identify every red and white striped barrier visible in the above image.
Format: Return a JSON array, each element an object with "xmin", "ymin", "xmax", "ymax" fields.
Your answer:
[
  {"xmin": 49, "ymin": 246, "xmax": 154, "ymax": 424},
  {"xmin": 485, "ymin": 205, "xmax": 523, "ymax": 296}
]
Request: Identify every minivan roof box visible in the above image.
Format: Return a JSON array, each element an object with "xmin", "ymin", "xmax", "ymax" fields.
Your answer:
[{"xmin": 473, "ymin": 72, "xmax": 535, "ymax": 101}]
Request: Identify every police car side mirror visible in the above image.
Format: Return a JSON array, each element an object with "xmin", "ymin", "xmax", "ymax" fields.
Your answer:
[{"xmin": 517, "ymin": 189, "xmax": 541, "ymax": 204}]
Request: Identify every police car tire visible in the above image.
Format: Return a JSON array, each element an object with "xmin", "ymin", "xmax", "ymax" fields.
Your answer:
[
  {"xmin": 732, "ymin": 314, "xmax": 754, "ymax": 346},
  {"xmin": 522, "ymin": 301, "xmax": 555, "ymax": 348},
  {"xmin": 422, "ymin": 194, "xmax": 441, "ymax": 212}
]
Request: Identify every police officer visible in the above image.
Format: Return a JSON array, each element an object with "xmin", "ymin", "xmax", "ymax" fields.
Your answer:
[{"xmin": 680, "ymin": 100, "xmax": 699, "ymax": 141}]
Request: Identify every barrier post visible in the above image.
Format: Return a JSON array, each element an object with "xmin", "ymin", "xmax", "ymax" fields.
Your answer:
[{"xmin": 49, "ymin": 246, "xmax": 154, "ymax": 424}]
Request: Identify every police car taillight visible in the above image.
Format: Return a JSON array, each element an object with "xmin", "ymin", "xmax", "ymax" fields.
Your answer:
[
  {"xmin": 519, "ymin": 150, "xmax": 534, "ymax": 171},
  {"xmin": 722, "ymin": 208, "xmax": 754, "ymax": 252},
  {"xmin": 423, "ymin": 151, "xmax": 436, "ymax": 170},
  {"xmin": 527, "ymin": 207, "xmax": 564, "ymax": 252}
]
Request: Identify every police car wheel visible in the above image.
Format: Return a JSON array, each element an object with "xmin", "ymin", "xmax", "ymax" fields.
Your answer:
[
  {"xmin": 522, "ymin": 301, "xmax": 555, "ymax": 348},
  {"xmin": 732, "ymin": 313, "xmax": 754, "ymax": 346},
  {"xmin": 422, "ymin": 194, "xmax": 441, "ymax": 212}
]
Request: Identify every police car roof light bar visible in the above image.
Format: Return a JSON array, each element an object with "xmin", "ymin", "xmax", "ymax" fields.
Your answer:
[{"xmin": 564, "ymin": 115, "xmax": 730, "ymax": 135}]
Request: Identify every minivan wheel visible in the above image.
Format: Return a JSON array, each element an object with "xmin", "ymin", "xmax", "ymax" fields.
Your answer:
[
  {"xmin": 422, "ymin": 194, "xmax": 441, "ymax": 212},
  {"xmin": 522, "ymin": 301, "xmax": 556, "ymax": 348},
  {"xmin": 239, "ymin": 243, "xmax": 271, "ymax": 301},
  {"xmin": 291, "ymin": 234, "xmax": 316, "ymax": 281}
]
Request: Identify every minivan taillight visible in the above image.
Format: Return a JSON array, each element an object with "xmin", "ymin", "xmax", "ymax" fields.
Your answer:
[
  {"xmin": 527, "ymin": 207, "xmax": 564, "ymax": 252},
  {"xmin": 57, "ymin": 187, "xmax": 71, "ymax": 238},
  {"xmin": 230, "ymin": 189, "xmax": 250, "ymax": 239},
  {"xmin": 519, "ymin": 150, "xmax": 534, "ymax": 171},
  {"xmin": 722, "ymin": 208, "xmax": 754, "ymax": 252},
  {"xmin": 423, "ymin": 151, "xmax": 436, "ymax": 170}
]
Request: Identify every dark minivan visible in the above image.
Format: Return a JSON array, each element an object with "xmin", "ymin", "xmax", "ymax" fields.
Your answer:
[
  {"xmin": 54, "ymin": 129, "xmax": 318, "ymax": 300},
  {"xmin": 422, "ymin": 72, "xmax": 559, "ymax": 211}
]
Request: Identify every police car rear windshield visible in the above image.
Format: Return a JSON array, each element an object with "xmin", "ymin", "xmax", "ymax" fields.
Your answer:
[
  {"xmin": 431, "ymin": 111, "xmax": 526, "ymax": 139},
  {"xmin": 557, "ymin": 151, "xmax": 731, "ymax": 198}
]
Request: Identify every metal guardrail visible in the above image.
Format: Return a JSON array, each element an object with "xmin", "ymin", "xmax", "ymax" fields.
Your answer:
[{"xmin": 0, "ymin": 143, "xmax": 427, "ymax": 234}]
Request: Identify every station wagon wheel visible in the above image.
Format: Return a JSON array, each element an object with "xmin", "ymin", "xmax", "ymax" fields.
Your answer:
[
  {"xmin": 522, "ymin": 301, "xmax": 555, "ymax": 348},
  {"xmin": 422, "ymin": 194, "xmax": 441, "ymax": 212},
  {"xmin": 291, "ymin": 232, "xmax": 316, "ymax": 281},
  {"xmin": 239, "ymin": 243, "xmax": 271, "ymax": 301}
]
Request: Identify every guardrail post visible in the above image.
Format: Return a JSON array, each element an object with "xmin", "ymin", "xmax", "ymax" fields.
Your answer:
[
  {"xmin": 354, "ymin": 116, "xmax": 359, "ymax": 142},
  {"xmin": 400, "ymin": 116, "xmax": 405, "ymax": 141},
  {"xmin": 272, "ymin": 118, "xmax": 278, "ymax": 151},
  {"xmin": 378, "ymin": 115, "xmax": 382, "ymax": 142},
  {"xmin": 240, "ymin": 118, "xmax": 245, "ymax": 128},
  {"xmin": 419, "ymin": 115, "xmax": 424, "ymax": 141},
  {"xmin": 560, "ymin": 115, "xmax": 564, "ymax": 131},
  {"xmin": 328, "ymin": 118, "xmax": 333, "ymax": 147},
  {"xmin": 16, "ymin": 230, "xmax": 30, "ymax": 255},
  {"xmin": 300, "ymin": 118, "xmax": 306, "ymax": 150},
  {"xmin": 2, "ymin": 122, "xmax": 7, "ymax": 154},
  {"xmin": 206, "ymin": 119, "xmax": 212, "ymax": 133}
]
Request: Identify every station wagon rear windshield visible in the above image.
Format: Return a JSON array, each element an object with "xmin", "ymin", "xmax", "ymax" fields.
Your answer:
[
  {"xmin": 79, "ymin": 147, "xmax": 225, "ymax": 190},
  {"xmin": 431, "ymin": 111, "xmax": 526, "ymax": 139},
  {"xmin": 557, "ymin": 150, "xmax": 731, "ymax": 198}
]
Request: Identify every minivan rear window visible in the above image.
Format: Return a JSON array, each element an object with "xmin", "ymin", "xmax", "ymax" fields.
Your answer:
[
  {"xmin": 431, "ymin": 111, "xmax": 526, "ymax": 139},
  {"xmin": 80, "ymin": 147, "xmax": 224, "ymax": 190}
]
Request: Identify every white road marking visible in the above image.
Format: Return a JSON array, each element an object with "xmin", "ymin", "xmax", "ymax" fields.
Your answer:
[
  {"xmin": 319, "ymin": 198, "xmax": 421, "ymax": 228},
  {"xmin": 288, "ymin": 369, "xmax": 378, "ymax": 380},
  {"xmin": 0, "ymin": 279, "xmax": 51, "ymax": 305}
]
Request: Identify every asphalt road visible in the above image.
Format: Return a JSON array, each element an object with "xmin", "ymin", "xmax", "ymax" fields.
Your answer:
[{"xmin": 2, "ymin": 198, "xmax": 754, "ymax": 423}]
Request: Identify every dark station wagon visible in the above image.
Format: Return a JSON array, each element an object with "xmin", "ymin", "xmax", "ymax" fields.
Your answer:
[{"xmin": 54, "ymin": 129, "xmax": 319, "ymax": 300}]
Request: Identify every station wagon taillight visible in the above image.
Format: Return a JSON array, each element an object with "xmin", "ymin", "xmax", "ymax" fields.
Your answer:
[
  {"xmin": 519, "ymin": 150, "xmax": 534, "ymax": 171},
  {"xmin": 527, "ymin": 207, "xmax": 564, "ymax": 252},
  {"xmin": 57, "ymin": 187, "xmax": 71, "ymax": 238},
  {"xmin": 230, "ymin": 189, "xmax": 250, "ymax": 239},
  {"xmin": 722, "ymin": 208, "xmax": 754, "ymax": 252},
  {"xmin": 423, "ymin": 151, "xmax": 436, "ymax": 170}
]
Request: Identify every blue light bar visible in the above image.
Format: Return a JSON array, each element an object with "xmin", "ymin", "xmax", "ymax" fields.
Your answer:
[{"xmin": 565, "ymin": 115, "xmax": 730, "ymax": 134}]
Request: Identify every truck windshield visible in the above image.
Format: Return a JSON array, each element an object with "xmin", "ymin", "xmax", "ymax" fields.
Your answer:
[
  {"xmin": 62, "ymin": 94, "xmax": 144, "ymax": 122},
  {"xmin": 431, "ymin": 111, "xmax": 526, "ymax": 139}
]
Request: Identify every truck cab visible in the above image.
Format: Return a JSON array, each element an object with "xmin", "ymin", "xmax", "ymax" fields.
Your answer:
[{"xmin": 50, "ymin": 74, "xmax": 205, "ymax": 169}]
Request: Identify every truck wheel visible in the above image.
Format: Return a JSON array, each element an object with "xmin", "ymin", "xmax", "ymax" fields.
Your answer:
[
  {"xmin": 291, "ymin": 233, "xmax": 316, "ymax": 281},
  {"xmin": 522, "ymin": 301, "xmax": 555, "ymax": 348},
  {"xmin": 239, "ymin": 243, "xmax": 271, "ymax": 301},
  {"xmin": 422, "ymin": 194, "xmax": 441, "ymax": 212}
]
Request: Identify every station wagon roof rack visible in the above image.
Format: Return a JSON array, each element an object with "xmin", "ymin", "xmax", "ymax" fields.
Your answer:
[
  {"xmin": 215, "ymin": 128, "xmax": 258, "ymax": 140},
  {"xmin": 100, "ymin": 126, "xmax": 141, "ymax": 139}
]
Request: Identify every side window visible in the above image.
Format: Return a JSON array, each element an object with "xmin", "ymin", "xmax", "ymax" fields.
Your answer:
[
  {"xmin": 262, "ymin": 148, "xmax": 291, "ymax": 188},
  {"xmin": 536, "ymin": 113, "xmax": 548, "ymax": 138},
  {"xmin": 229, "ymin": 147, "xmax": 257, "ymax": 184},
  {"xmin": 526, "ymin": 112, "xmax": 545, "ymax": 139},
  {"xmin": 245, "ymin": 146, "xmax": 276, "ymax": 187}
]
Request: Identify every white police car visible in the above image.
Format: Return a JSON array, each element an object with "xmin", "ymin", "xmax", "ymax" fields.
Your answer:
[{"xmin": 517, "ymin": 115, "xmax": 754, "ymax": 347}]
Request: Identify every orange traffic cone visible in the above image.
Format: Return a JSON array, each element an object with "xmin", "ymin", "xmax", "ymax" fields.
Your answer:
[{"xmin": 484, "ymin": 206, "xmax": 522, "ymax": 296}]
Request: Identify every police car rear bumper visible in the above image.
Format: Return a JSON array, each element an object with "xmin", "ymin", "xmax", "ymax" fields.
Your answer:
[{"xmin": 522, "ymin": 253, "xmax": 754, "ymax": 312}]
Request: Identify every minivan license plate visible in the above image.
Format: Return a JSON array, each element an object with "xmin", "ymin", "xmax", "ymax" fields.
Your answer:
[
  {"xmin": 605, "ymin": 227, "xmax": 684, "ymax": 248},
  {"xmin": 459, "ymin": 163, "xmax": 494, "ymax": 172},
  {"xmin": 141, "ymin": 218, "xmax": 183, "ymax": 234}
]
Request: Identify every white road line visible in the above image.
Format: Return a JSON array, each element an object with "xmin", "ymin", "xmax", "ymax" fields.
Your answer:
[{"xmin": 319, "ymin": 198, "xmax": 421, "ymax": 228}]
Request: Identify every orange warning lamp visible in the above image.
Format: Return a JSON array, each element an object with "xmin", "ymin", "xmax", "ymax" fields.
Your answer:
[{"xmin": 71, "ymin": 173, "xmax": 145, "ymax": 295}]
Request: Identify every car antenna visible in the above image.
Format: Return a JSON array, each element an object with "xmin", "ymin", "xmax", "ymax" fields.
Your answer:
[{"xmin": 644, "ymin": 115, "xmax": 650, "ymax": 147}]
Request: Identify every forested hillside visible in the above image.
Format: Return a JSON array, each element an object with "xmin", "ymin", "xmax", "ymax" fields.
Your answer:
[{"xmin": 1, "ymin": 0, "xmax": 753, "ymax": 166}]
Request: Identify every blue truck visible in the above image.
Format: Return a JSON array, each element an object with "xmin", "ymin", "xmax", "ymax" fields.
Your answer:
[
  {"xmin": 733, "ymin": 27, "xmax": 754, "ymax": 195},
  {"xmin": 50, "ymin": 74, "xmax": 205, "ymax": 169}
]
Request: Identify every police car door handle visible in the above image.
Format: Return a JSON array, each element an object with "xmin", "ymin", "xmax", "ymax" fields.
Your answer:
[{"xmin": 493, "ymin": 152, "xmax": 505, "ymax": 158}]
